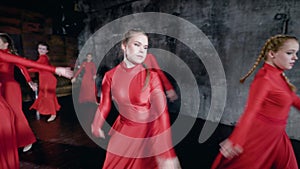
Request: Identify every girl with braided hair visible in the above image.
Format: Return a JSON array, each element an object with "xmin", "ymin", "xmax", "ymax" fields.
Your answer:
[
  {"xmin": 91, "ymin": 29, "xmax": 181, "ymax": 169},
  {"xmin": 211, "ymin": 34, "xmax": 299, "ymax": 169}
]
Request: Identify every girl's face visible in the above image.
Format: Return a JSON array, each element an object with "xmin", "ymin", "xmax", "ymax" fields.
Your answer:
[
  {"xmin": 38, "ymin": 44, "xmax": 48, "ymax": 55},
  {"xmin": 122, "ymin": 33, "xmax": 148, "ymax": 66},
  {"xmin": 269, "ymin": 39, "xmax": 299, "ymax": 70},
  {"xmin": 86, "ymin": 54, "xmax": 92, "ymax": 62},
  {"xmin": 0, "ymin": 38, "xmax": 8, "ymax": 50}
]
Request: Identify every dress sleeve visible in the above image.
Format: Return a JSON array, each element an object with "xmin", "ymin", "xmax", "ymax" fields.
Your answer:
[
  {"xmin": 229, "ymin": 77, "xmax": 271, "ymax": 148},
  {"xmin": 146, "ymin": 54, "xmax": 174, "ymax": 91},
  {"xmin": 149, "ymin": 72, "xmax": 177, "ymax": 159},
  {"xmin": 16, "ymin": 64, "xmax": 32, "ymax": 82},
  {"xmin": 73, "ymin": 62, "xmax": 85, "ymax": 78},
  {"xmin": 92, "ymin": 62, "xmax": 97, "ymax": 76},
  {"xmin": 91, "ymin": 72, "xmax": 112, "ymax": 131},
  {"xmin": 0, "ymin": 51, "xmax": 55, "ymax": 72}
]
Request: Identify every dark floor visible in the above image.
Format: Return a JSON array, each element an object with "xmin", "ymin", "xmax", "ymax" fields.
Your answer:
[{"xmin": 19, "ymin": 95, "xmax": 300, "ymax": 169}]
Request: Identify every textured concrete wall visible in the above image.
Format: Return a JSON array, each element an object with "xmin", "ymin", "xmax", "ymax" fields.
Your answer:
[{"xmin": 76, "ymin": 0, "xmax": 300, "ymax": 140}]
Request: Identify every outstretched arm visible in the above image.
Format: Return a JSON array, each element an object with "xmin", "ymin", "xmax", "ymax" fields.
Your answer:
[{"xmin": 0, "ymin": 50, "xmax": 73, "ymax": 79}]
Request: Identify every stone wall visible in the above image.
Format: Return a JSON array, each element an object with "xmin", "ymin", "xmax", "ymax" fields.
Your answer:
[{"xmin": 76, "ymin": 0, "xmax": 300, "ymax": 140}]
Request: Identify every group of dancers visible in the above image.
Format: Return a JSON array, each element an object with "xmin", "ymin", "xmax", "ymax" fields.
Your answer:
[
  {"xmin": 0, "ymin": 33, "xmax": 73, "ymax": 168},
  {"xmin": 0, "ymin": 29, "xmax": 299, "ymax": 169}
]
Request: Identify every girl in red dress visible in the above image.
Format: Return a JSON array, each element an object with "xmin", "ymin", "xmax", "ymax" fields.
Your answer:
[
  {"xmin": 0, "ymin": 33, "xmax": 38, "ymax": 152},
  {"xmin": 71, "ymin": 53, "xmax": 97, "ymax": 103},
  {"xmin": 29, "ymin": 42, "xmax": 61, "ymax": 122},
  {"xmin": 211, "ymin": 35, "xmax": 300, "ymax": 169},
  {"xmin": 91, "ymin": 29, "xmax": 181, "ymax": 169},
  {"xmin": 0, "ymin": 39, "xmax": 73, "ymax": 169}
]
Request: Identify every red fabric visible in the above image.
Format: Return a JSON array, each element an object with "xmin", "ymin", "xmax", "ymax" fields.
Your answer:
[
  {"xmin": 28, "ymin": 55, "xmax": 60, "ymax": 115},
  {"xmin": 73, "ymin": 61, "xmax": 97, "ymax": 103},
  {"xmin": 0, "ymin": 50, "xmax": 55, "ymax": 72},
  {"xmin": 92, "ymin": 62, "xmax": 177, "ymax": 169},
  {"xmin": 0, "ymin": 50, "xmax": 36, "ymax": 147},
  {"xmin": 144, "ymin": 53, "xmax": 174, "ymax": 91},
  {"xmin": 0, "ymin": 94, "xmax": 19, "ymax": 169},
  {"xmin": 212, "ymin": 63, "xmax": 299, "ymax": 169}
]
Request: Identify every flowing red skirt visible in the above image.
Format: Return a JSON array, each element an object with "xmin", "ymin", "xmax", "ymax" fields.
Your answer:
[
  {"xmin": 1, "ymin": 80, "xmax": 36, "ymax": 147},
  {"xmin": 211, "ymin": 114, "xmax": 298, "ymax": 169}
]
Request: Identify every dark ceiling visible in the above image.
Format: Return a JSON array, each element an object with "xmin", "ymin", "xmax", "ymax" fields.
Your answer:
[
  {"xmin": 0, "ymin": 0, "xmax": 87, "ymax": 36},
  {"xmin": 0, "ymin": 0, "xmax": 74, "ymax": 17}
]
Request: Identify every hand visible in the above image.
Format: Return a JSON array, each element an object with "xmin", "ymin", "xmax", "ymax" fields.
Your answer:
[
  {"xmin": 28, "ymin": 81, "xmax": 38, "ymax": 91},
  {"xmin": 55, "ymin": 67, "xmax": 73, "ymax": 79},
  {"xmin": 156, "ymin": 157, "xmax": 182, "ymax": 169},
  {"xmin": 71, "ymin": 78, "xmax": 76, "ymax": 83},
  {"xmin": 91, "ymin": 125, "xmax": 105, "ymax": 139},
  {"xmin": 219, "ymin": 139, "xmax": 243, "ymax": 159},
  {"xmin": 166, "ymin": 89, "xmax": 178, "ymax": 102}
]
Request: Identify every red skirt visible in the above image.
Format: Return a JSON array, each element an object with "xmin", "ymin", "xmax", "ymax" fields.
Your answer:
[
  {"xmin": 211, "ymin": 114, "xmax": 298, "ymax": 169},
  {"xmin": 0, "ymin": 96, "xmax": 19, "ymax": 168},
  {"xmin": 1, "ymin": 80, "xmax": 36, "ymax": 147}
]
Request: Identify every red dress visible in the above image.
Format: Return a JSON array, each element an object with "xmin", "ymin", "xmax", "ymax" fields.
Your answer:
[
  {"xmin": 73, "ymin": 61, "xmax": 97, "ymax": 103},
  {"xmin": 29, "ymin": 55, "xmax": 60, "ymax": 115},
  {"xmin": 92, "ymin": 62, "xmax": 177, "ymax": 169},
  {"xmin": 0, "ymin": 49, "xmax": 36, "ymax": 147},
  {"xmin": 144, "ymin": 53, "xmax": 174, "ymax": 91},
  {"xmin": 0, "ymin": 50, "xmax": 56, "ymax": 169},
  {"xmin": 212, "ymin": 63, "xmax": 299, "ymax": 169},
  {"xmin": 0, "ymin": 88, "xmax": 19, "ymax": 169}
]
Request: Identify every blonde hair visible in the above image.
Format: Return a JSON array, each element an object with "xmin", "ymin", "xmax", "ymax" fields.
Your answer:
[
  {"xmin": 121, "ymin": 28, "xmax": 147, "ymax": 46},
  {"xmin": 122, "ymin": 29, "xmax": 150, "ymax": 89},
  {"xmin": 240, "ymin": 34, "xmax": 298, "ymax": 92}
]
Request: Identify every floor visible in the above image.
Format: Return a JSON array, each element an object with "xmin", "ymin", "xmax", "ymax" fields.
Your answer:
[{"xmin": 19, "ymin": 95, "xmax": 300, "ymax": 169}]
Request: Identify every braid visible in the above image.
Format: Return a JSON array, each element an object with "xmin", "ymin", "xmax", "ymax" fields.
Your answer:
[
  {"xmin": 282, "ymin": 73, "xmax": 297, "ymax": 92},
  {"xmin": 239, "ymin": 54, "xmax": 264, "ymax": 83}
]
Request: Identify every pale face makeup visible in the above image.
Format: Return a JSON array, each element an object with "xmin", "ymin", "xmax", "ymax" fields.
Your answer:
[
  {"xmin": 37, "ymin": 44, "xmax": 49, "ymax": 55},
  {"xmin": 122, "ymin": 33, "xmax": 148, "ymax": 68}
]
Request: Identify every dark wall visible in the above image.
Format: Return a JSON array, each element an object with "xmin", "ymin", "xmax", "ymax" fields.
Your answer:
[{"xmin": 74, "ymin": 0, "xmax": 300, "ymax": 140}]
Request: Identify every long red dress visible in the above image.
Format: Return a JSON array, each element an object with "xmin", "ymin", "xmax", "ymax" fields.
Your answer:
[
  {"xmin": 212, "ymin": 63, "xmax": 299, "ymax": 169},
  {"xmin": 0, "ymin": 49, "xmax": 36, "ymax": 147},
  {"xmin": 29, "ymin": 54, "xmax": 60, "ymax": 115},
  {"xmin": 92, "ymin": 62, "xmax": 178, "ymax": 169},
  {"xmin": 0, "ymin": 85, "xmax": 19, "ymax": 169},
  {"xmin": 0, "ymin": 50, "xmax": 57, "ymax": 169},
  {"xmin": 73, "ymin": 61, "xmax": 97, "ymax": 103}
]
